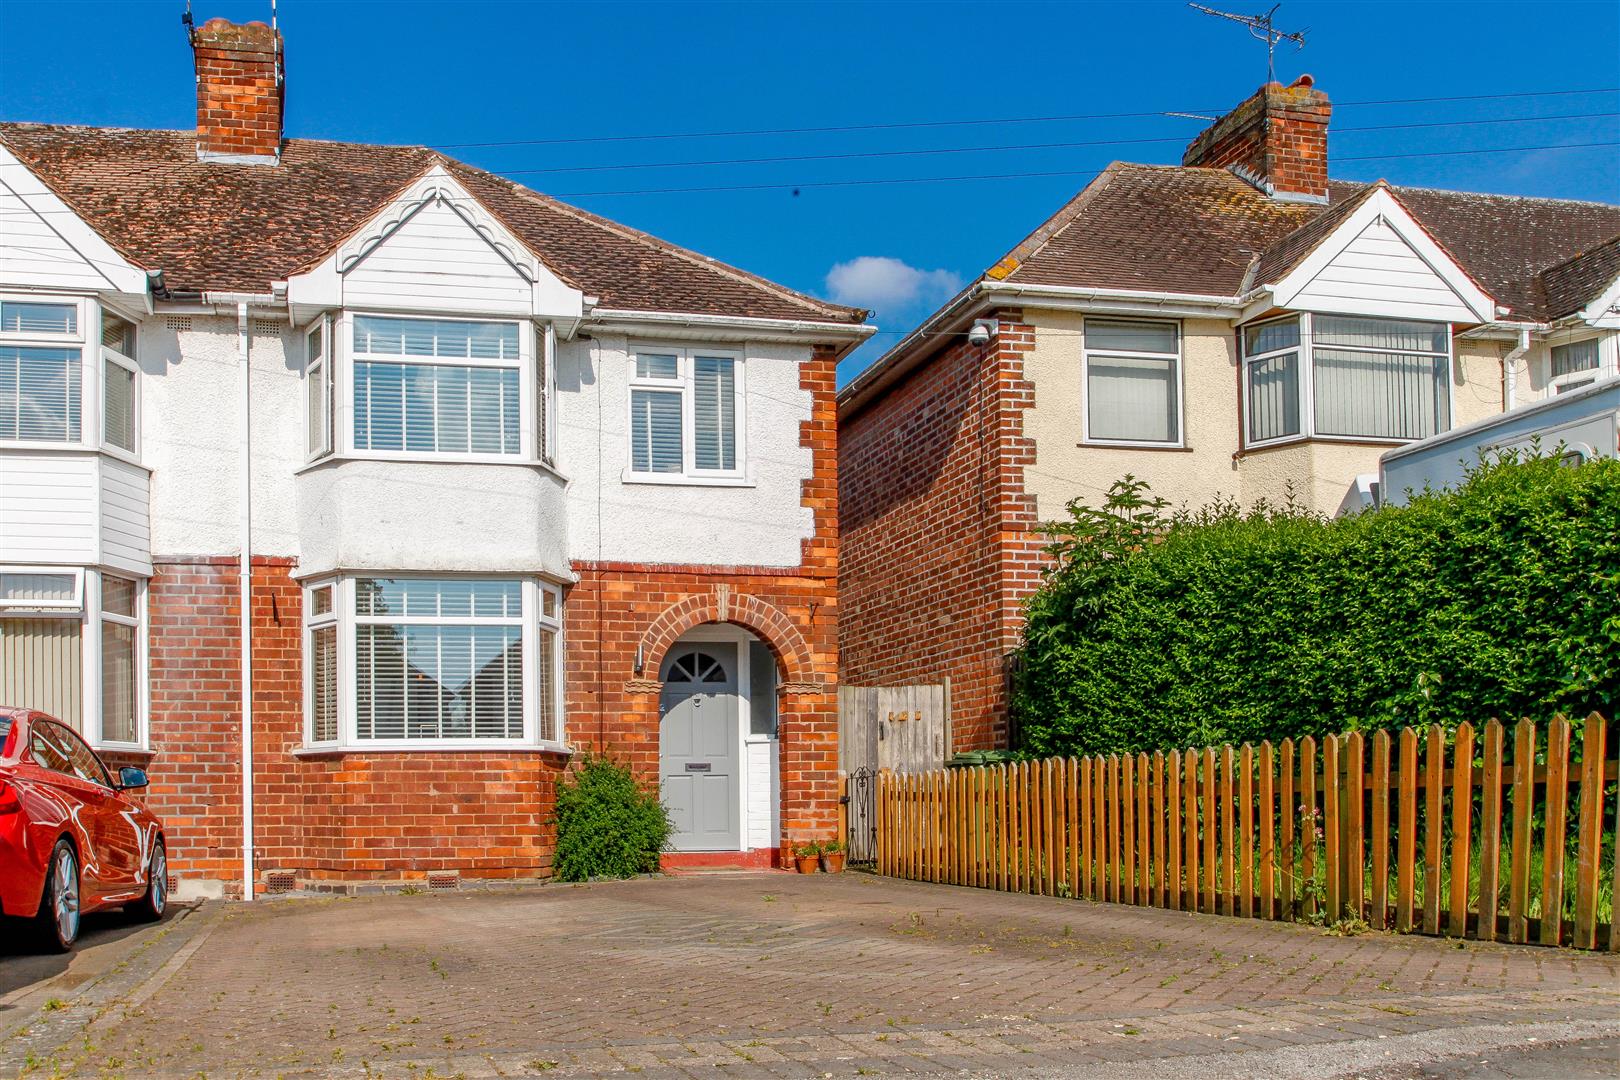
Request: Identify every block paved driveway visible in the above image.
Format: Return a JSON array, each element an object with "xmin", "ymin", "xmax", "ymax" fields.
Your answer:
[{"xmin": 4, "ymin": 872, "xmax": 1618, "ymax": 1078}]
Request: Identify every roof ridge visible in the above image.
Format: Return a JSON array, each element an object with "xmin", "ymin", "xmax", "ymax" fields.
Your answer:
[
  {"xmin": 1375, "ymin": 180, "xmax": 1620, "ymax": 211},
  {"xmin": 444, "ymin": 157, "xmax": 864, "ymax": 322}
]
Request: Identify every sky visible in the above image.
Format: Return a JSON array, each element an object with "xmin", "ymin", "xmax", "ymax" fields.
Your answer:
[{"xmin": 1, "ymin": 0, "xmax": 1617, "ymax": 382}]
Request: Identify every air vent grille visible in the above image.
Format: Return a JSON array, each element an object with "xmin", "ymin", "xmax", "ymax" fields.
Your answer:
[
  {"xmin": 265, "ymin": 871, "xmax": 298, "ymax": 894},
  {"xmin": 427, "ymin": 873, "xmax": 460, "ymax": 892},
  {"xmin": 167, "ymin": 874, "xmax": 179, "ymax": 893},
  {"xmin": 165, "ymin": 316, "xmax": 192, "ymax": 332},
  {"xmin": 253, "ymin": 318, "xmax": 282, "ymax": 337}
]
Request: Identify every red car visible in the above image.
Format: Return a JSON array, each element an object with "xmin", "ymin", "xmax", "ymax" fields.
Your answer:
[{"xmin": 1, "ymin": 708, "xmax": 167, "ymax": 951}]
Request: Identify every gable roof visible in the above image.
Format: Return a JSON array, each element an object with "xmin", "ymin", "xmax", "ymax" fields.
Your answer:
[
  {"xmin": 0, "ymin": 122, "xmax": 866, "ymax": 326},
  {"xmin": 1535, "ymin": 234, "xmax": 1620, "ymax": 321}
]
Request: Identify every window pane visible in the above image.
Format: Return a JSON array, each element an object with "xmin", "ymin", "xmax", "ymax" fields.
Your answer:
[
  {"xmin": 1313, "ymin": 315, "xmax": 1448, "ymax": 354},
  {"xmin": 1313, "ymin": 348, "xmax": 1450, "ymax": 440},
  {"xmin": 305, "ymin": 360, "xmax": 327, "ymax": 455},
  {"xmin": 101, "ymin": 576, "xmax": 136, "ymax": 617},
  {"xmin": 1244, "ymin": 318, "xmax": 1300, "ymax": 356},
  {"xmin": 103, "ymin": 356, "xmax": 135, "ymax": 451},
  {"xmin": 311, "ymin": 623, "xmax": 337, "ymax": 742},
  {"xmin": 0, "ymin": 616, "xmax": 82, "ymax": 729},
  {"xmin": 353, "ymin": 316, "xmax": 519, "ymax": 361},
  {"xmin": 1551, "ymin": 339, "xmax": 1600, "ymax": 378},
  {"xmin": 749, "ymin": 640, "xmax": 778, "ymax": 738},
  {"xmin": 693, "ymin": 356, "xmax": 736, "ymax": 471},
  {"xmin": 1247, "ymin": 352, "xmax": 1302, "ymax": 442},
  {"xmin": 355, "ymin": 623, "xmax": 522, "ymax": 741},
  {"xmin": 101, "ymin": 313, "xmax": 136, "ymax": 358},
  {"xmin": 353, "ymin": 361, "xmax": 518, "ymax": 454},
  {"xmin": 1, "ymin": 573, "xmax": 78, "ymax": 604},
  {"xmin": 537, "ymin": 626, "xmax": 557, "ymax": 741},
  {"xmin": 1087, "ymin": 355, "xmax": 1178, "ymax": 442},
  {"xmin": 0, "ymin": 346, "xmax": 81, "ymax": 441},
  {"xmin": 630, "ymin": 388, "xmax": 683, "ymax": 472},
  {"xmin": 1, "ymin": 301, "xmax": 76, "ymax": 335},
  {"xmin": 635, "ymin": 353, "xmax": 679, "ymax": 379},
  {"xmin": 310, "ymin": 585, "xmax": 333, "ymax": 618},
  {"xmin": 355, "ymin": 578, "xmax": 520, "ymax": 619},
  {"xmin": 101, "ymin": 619, "xmax": 137, "ymax": 744},
  {"xmin": 1086, "ymin": 320, "xmax": 1177, "ymax": 354}
]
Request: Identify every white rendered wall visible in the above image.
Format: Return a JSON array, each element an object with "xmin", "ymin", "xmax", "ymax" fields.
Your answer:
[{"xmin": 558, "ymin": 333, "xmax": 815, "ymax": 567}]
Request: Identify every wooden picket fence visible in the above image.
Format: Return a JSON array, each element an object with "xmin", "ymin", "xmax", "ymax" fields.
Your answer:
[{"xmin": 875, "ymin": 714, "xmax": 1617, "ymax": 950}]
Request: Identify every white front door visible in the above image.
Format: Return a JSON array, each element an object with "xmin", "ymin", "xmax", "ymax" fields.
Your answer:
[{"xmin": 660, "ymin": 644, "xmax": 741, "ymax": 851}]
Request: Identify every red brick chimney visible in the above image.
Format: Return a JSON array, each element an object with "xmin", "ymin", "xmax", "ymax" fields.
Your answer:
[
  {"xmin": 191, "ymin": 17, "xmax": 284, "ymax": 164},
  {"xmin": 1181, "ymin": 75, "xmax": 1330, "ymax": 202}
]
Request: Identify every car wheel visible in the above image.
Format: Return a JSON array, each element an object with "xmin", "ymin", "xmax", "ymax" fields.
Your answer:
[
  {"xmin": 125, "ymin": 839, "xmax": 168, "ymax": 922},
  {"xmin": 34, "ymin": 839, "xmax": 80, "ymax": 952}
]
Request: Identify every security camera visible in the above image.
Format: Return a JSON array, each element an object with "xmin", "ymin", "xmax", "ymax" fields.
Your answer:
[{"xmin": 967, "ymin": 319, "xmax": 996, "ymax": 347}]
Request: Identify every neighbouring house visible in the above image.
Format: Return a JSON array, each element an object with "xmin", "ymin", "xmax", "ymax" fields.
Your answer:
[
  {"xmin": 837, "ymin": 75, "xmax": 1620, "ymax": 753},
  {"xmin": 0, "ymin": 17, "xmax": 871, "ymax": 898}
]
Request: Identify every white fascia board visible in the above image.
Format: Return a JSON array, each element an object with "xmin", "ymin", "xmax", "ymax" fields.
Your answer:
[
  {"xmin": 981, "ymin": 281, "xmax": 1243, "ymax": 319},
  {"xmin": 284, "ymin": 164, "xmax": 585, "ymax": 321},
  {"xmin": 1265, "ymin": 188, "xmax": 1497, "ymax": 323},
  {"xmin": 587, "ymin": 307, "xmax": 875, "ymax": 343},
  {"xmin": 1579, "ymin": 272, "xmax": 1620, "ymax": 329},
  {"xmin": 0, "ymin": 145, "xmax": 151, "ymax": 297}
]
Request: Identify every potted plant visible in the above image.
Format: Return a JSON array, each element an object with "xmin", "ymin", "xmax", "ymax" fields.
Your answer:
[
  {"xmin": 794, "ymin": 842, "xmax": 821, "ymax": 874},
  {"xmin": 819, "ymin": 839, "xmax": 846, "ymax": 874}
]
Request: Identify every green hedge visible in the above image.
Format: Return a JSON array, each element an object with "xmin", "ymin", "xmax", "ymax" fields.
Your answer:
[
  {"xmin": 552, "ymin": 752, "xmax": 672, "ymax": 882},
  {"xmin": 1013, "ymin": 455, "xmax": 1620, "ymax": 758}
]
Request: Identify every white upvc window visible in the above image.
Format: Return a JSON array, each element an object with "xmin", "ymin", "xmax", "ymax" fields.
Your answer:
[
  {"xmin": 626, "ymin": 345, "xmax": 746, "ymax": 482},
  {"xmin": 0, "ymin": 567, "xmax": 147, "ymax": 749},
  {"xmin": 348, "ymin": 314, "xmax": 528, "ymax": 460},
  {"xmin": 304, "ymin": 317, "xmax": 333, "ymax": 460},
  {"xmin": 1243, "ymin": 313, "xmax": 1453, "ymax": 447},
  {"xmin": 100, "ymin": 310, "xmax": 138, "ymax": 458},
  {"xmin": 1082, "ymin": 319, "xmax": 1183, "ymax": 446},
  {"xmin": 1549, "ymin": 336, "xmax": 1603, "ymax": 395},
  {"xmin": 0, "ymin": 297, "xmax": 86, "ymax": 445},
  {"xmin": 537, "ymin": 324, "xmax": 557, "ymax": 466},
  {"xmin": 303, "ymin": 575, "xmax": 563, "ymax": 750}
]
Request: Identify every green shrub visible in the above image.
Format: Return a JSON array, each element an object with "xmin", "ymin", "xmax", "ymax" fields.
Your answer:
[
  {"xmin": 552, "ymin": 752, "xmax": 672, "ymax": 881},
  {"xmin": 1013, "ymin": 454, "xmax": 1620, "ymax": 757}
]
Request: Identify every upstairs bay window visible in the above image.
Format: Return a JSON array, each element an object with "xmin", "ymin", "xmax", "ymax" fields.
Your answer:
[
  {"xmin": 0, "ymin": 300, "xmax": 82, "ymax": 443},
  {"xmin": 627, "ymin": 346, "xmax": 744, "ymax": 480},
  {"xmin": 101, "ymin": 310, "xmax": 138, "ymax": 455},
  {"xmin": 1244, "ymin": 314, "xmax": 1451, "ymax": 447},
  {"xmin": 1550, "ymin": 338, "xmax": 1601, "ymax": 394},
  {"xmin": 304, "ymin": 576, "xmax": 562, "ymax": 750},
  {"xmin": 1083, "ymin": 319, "xmax": 1182, "ymax": 445}
]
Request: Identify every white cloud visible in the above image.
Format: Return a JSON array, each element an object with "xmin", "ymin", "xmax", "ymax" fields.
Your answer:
[{"xmin": 824, "ymin": 256, "xmax": 962, "ymax": 315}]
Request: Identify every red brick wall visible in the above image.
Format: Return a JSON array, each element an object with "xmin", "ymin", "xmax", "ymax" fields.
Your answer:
[
  {"xmin": 1181, "ymin": 78, "xmax": 1331, "ymax": 199},
  {"xmin": 838, "ymin": 312, "xmax": 1041, "ymax": 752},
  {"xmin": 191, "ymin": 18, "xmax": 283, "ymax": 160}
]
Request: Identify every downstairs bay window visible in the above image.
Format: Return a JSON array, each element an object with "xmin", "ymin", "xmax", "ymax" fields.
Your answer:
[
  {"xmin": 1243, "ymin": 314, "xmax": 1451, "ymax": 447},
  {"xmin": 303, "ymin": 576, "xmax": 562, "ymax": 750}
]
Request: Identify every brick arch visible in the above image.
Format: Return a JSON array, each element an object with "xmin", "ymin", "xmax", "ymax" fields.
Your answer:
[{"xmin": 637, "ymin": 587, "xmax": 816, "ymax": 688}]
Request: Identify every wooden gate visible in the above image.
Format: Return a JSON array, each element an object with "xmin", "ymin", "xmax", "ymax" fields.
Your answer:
[{"xmin": 839, "ymin": 682, "xmax": 951, "ymax": 865}]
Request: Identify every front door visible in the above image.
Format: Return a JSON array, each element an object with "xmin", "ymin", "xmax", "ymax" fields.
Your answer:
[{"xmin": 660, "ymin": 644, "xmax": 741, "ymax": 851}]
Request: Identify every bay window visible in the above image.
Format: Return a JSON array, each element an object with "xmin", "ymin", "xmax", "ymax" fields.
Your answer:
[
  {"xmin": 1083, "ymin": 319, "xmax": 1181, "ymax": 445},
  {"xmin": 305, "ymin": 319, "xmax": 332, "ymax": 458},
  {"xmin": 627, "ymin": 346, "xmax": 744, "ymax": 480},
  {"xmin": 351, "ymin": 315, "xmax": 523, "ymax": 457},
  {"xmin": 1, "ymin": 299, "xmax": 82, "ymax": 443},
  {"xmin": 101, "ymin": 310, "xmax": 138, "ymax": 455},
  {"xmin": 0, "ymin": 568, "xmax": 146, "ymax": 747},
  {"xmin": 1550, "ymin": 338, "xmax": 1601, "ymax": 394},
  {"xmin": 304, "ymin": 576, "xmax": 563, "ymax": 749},
  {"xmin": 1243, "ymin": 313, "xmax": 1451, "ymax": 446}
]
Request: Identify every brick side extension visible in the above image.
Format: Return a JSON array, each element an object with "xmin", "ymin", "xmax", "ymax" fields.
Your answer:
[{"xmin": 838, "ymin": 312, "xmax": 1042, "ymax": 753}]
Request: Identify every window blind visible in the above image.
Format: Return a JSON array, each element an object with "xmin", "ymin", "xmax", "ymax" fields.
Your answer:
[
  {"xmin": 537, "ymin": 626, "xmax": 557, "ymax": 741},
  {"xmin": 1087, "ymin": 356, "xmax": 1178, "ymax": 442},
  {"xmin": 101, "ymin": 620, "xmax": 137, "ymax": 744},
  {"xmin": 353, "ymin": 316, "xmax": 519, "ymax": 360},
  {"xmin": 1313, "ymin": 348, "xmax": 1448, "ymax": 440},
  {"xmin": 355, "ymin": 624, "xmax": 523, "ymax": 740},
  {"xmin": 1, "ymin": 301, "xmax": 76, "ymax": 334},
  {"xmin": 310, "ymin": 624, "xmax": 337, "ymax": 743},
  {"xmin": 1552, "ymin": 339, "xmax": 1600, "ymax": 378},
  {"xmin": 1, "ymin": 346, "xmax": 80, "ymax": 441},
  {"xmin": 631, "ymin": 388, "xmax": 683, "ymax": 472},
  {"xmin": 0, "ymin": 617, "xmax": 81, "ymax": 729},
  {"xmin": 103, "ymin": 356, "xmax": 135, "ymax": 451},
  {"xmin": 354, "ymin": 361, "xmax": 519, "ymax": 454},
  {"xmin": 1247, "ymin": 352, "xmax": 1302, "ymax": 442},
  {"xmin": 693, "ymin": 356, "xmax": 736, "ymax": 470}
]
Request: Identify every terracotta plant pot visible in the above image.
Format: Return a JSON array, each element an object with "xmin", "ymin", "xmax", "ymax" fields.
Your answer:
[
  {"xmin": 820, "ymin": 852, "xmax": 846, "ymax": 874},
  {"xmin": 796, "ymin": 855, "xmax": 820, "ymax": 874}
]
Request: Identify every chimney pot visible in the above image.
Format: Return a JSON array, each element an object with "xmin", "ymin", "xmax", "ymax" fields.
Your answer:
[{"xmin": 191, "ymin": 16, "xmax": 283, "ymax": 164}]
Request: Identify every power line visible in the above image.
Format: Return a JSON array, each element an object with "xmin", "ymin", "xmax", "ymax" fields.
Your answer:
[
  {"xmin": 547, "ymin": 141, "xmax": 1618, "ymax": 198},
  {"xmin": 425, "ymin": 87, "xmax": 1619, "ymax": 151},
  {"xmin": 489, "ymin": 112, "xmax": 1617, "ymax": 177}
]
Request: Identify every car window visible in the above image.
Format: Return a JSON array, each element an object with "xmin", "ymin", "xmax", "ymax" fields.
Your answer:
[
  {"xmin": 0, "ymin": 716, "xmax": 11, "ymax": 756},
  {"xmin": 29, "ymin": 727, "xmax": 76, "ymax": 775},
  {"xmin": 45, "ymin": 722, "xmax": 112, "ymax": 788}
]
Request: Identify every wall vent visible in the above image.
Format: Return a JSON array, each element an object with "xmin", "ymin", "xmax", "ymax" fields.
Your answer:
[
  {"xmin": 167, "ymin": 874, "xmax": 179, "ymax": 893},
  {"xmin": 165, "ymin": 316, "xmax": 193, "ymax": 332},
  {"xmin": 264, "ymin": 871, "xmax": 298, "ymax": 894},
  {"xmin": 427, "ymin": 873, "xmax": 460, "ymax": 892},
  {"xmin": 253, "ymin": 318, "xmax": 282, "ymax": 337}
]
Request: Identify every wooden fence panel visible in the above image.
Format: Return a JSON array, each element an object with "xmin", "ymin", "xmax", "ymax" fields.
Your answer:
[
  {"xmin": 1542, "ymin": 715, "xmax": 1571, "ymax": 946},
  {"xmin": 1299, "ymin": 737, "xmax": 1317, "ymax": 923},
  {"xmin": 1221, "ymin": 745, "xmax": 1236, "ymax": 917},
  {"xmin": 1449, "ymin": 722, "xmax": 1475, "ymax": 938},
  {"xmin": 1345, "ymin": 732, "xmax": 1365, "ymax": 923},
  {"xmin": 1184, "ymin": 750, "xmax": 1199, "ymax": 913},
  {"xmin": 1280, "ymin": 739, "xmax": 1295, "ymax": 921},
  {"xmin": 1168, "ymin": 750, "xmax": 1183, "ymax": 911},
  {"xmin": 1509, "ymin": 719, "xmax": 1534, "ymax": 943},
  {"xmin": 1477, "ymin": 720, "xmax": 1504, "ymax": 942},
  {"xmin": 1396, "ymin": 728, "xmax": 1418, "ymax": 933},
  {"xmin": 1240, "ymin": 744, "xmax": 1255, "ymax": 918},
  {"xmin": 1424, "ymin": 725, "xmax": 1444, "ymax": 936},
  {"xmin": 1152, "ymin": 751, "xmax": 1167, "ymax": 909},
  {"xmin": 1259, "ymin": 741, "xmax": 1275, "ymax": 921},
  {"xmin": 1122, "ymin": 754, "xmax": 1137, "ymax": 905},
  {"xmin": 1137, "ymin": 753, "xmax": 1152, "ymax": 908},
  {"xmin": 1370, "ymin": 731, "xmax": 1391, "ymax": 929},
  {"xmin": 1573, "ymin": 714, "xmax": 1607, "ymax": 950},
  {"xmin": 1324, "ymin": 734, "xmax": 1342, "ymax": 923},
  {"xmin": 1202, "ymin": 748, "xmax": 1217, "ymax": 915}
]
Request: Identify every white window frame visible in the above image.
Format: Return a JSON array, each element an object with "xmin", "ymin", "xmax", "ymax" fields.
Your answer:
[
  {"xmin": 95, "ymin": 572, "xmax": 146, "ymax": 750},
  {"xmin": 1080, "ymin": 317, "xmax": 1184, "ymax": 448},
  {"xmin": 300, "ymin": 575, "xmax": 565, "ymax": 752},
  {"xmin": 624, "ymin": 344, "xmax": 748, "ymax": 485},
  {"xmin": 539, "ymin": 323, "xmax": 558, "ymax": 466},
  {"xmin": 0, "ymin": 566, "xmax": 84, "ymax": 611},
  {"xmin": 341, "ymin": 311, "xmax": 535, "ymax": 464},
  {"xmin": 1547, "ymin": 332, "xmax": 1607, "ymax": 396},
  {"xmin": 304, "ymin": 316, "xmax": 333, "ymax": 461},
  {"xmin": 1241, "ymin": 312, "xmax": 1456, "ymax": 449},
  {"xmin": 0, "ymin": 293, "xmax": 91, "ymax": 450}
]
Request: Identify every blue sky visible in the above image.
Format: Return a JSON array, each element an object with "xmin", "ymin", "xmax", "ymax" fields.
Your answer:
[{"xmin": 2, "ymin": 0, "xmax": 1616, "ymax": 381}]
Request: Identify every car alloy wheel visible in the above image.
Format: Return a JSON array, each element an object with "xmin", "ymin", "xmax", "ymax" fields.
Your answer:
[
  {"xmin": 39, "ymin": 840, "xmax": 80, "ymax": 951},
  {"xmin": 150, "ymin": 842, "xmax": 167, "ymax": 917}
]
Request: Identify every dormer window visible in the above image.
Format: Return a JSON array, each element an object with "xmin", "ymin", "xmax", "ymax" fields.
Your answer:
[
  {"xmin": 1243, "ymin": 313, "xmax": 1452, "ymax": 447},
  {"xmin": 0, "ymin": 299, "xmax": 82, "ymax": 443}
]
